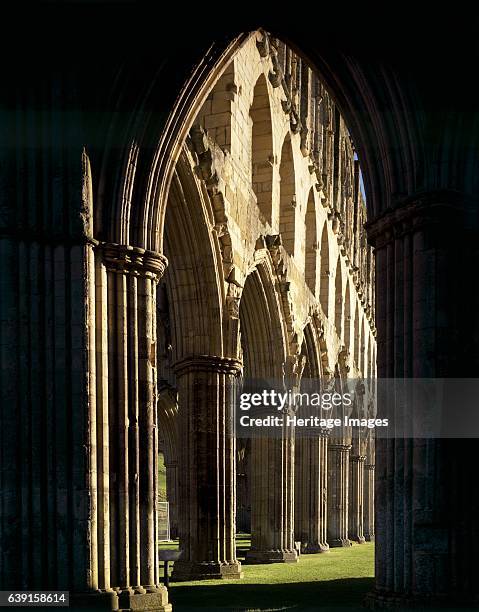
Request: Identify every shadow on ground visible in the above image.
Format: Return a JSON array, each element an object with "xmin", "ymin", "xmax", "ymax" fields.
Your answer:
[{"xmin": 168, "ymin": 577, "xmax": 374, "ymax": 611}]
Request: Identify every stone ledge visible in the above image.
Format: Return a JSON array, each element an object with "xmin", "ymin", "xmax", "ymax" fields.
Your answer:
[
  {"xmin": 245, "ymin": 549, "xmax": 298, "ymax": 564},
  {"xmin": 70, "ymin": 588, "xmax": 171, "ymax": 611},
  {"xmin": 171, "ymin": 560, "xmax": 243, "ymax": 581}
]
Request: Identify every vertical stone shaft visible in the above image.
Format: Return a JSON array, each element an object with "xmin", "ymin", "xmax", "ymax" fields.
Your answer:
[
  {"xmin": 171, "ymin": 356, "xmax": 242, "ymax": 580},
  {"xmin": 349, "ymin": 454, "xmax": 366, "ymax": 543},
  {"xmin": 368, "ymin": 197, "xmax": 479, "ymax": 606},
  {"xmin": 327, "ymin": 443, "xmax": 351, "ymax": 547},
  {"xmin": 138, "ymin": 273, "xmax": 157, "ymax": 589},
  {"xmin": 364, "ymin": 463, "xmax": 375, "ymax": 541},
  {"xmin": 295, "ymin": 434, "xmax": 329, "ymax": 553},
  {"xmin": 81, "ymin": 244, "xmax": 171, "ymax": 612},
  {"xmin": 247, "ymin": 415, "xmax": 297, "ymax": 563}
]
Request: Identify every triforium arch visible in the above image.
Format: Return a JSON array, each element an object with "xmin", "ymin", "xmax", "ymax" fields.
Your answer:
[
  {"xmin": 250, "ymin": 73, "xmax": 274, "ymax": 226},
  {"xmin": 304, "ymin": 187, "xmax": 318, "ymax": 295},
  {"xmin": 10, "ymin": 16, "xmax": 479, "ymax": 610},
  {"xmin": 278, "ymin": 134, "xmax": 297, "ymax": 257}
]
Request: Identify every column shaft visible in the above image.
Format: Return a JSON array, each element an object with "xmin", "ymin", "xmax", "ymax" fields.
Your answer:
[
  {"xmin": 247, "ymin": 416, "xmax": 298, "ymax": 563},
  {"xmin": 349, "ymin": 455, "xmax": 366, "ymax": 543},
  {"xmin": 367, "ymin": 196, "xmax": 479, "ymax": 607},
  {"xmin": 327, "ymin": 443, "xmax": 351, "ymax": 547},
  {"xmin": 364, "ymin": 464, "xmax": 375, "ymax": 541},
  {"xmin": 295, "ymin": 435, "xmax": 329, "ymax": 553},
  {"xmin": 75, "ymin": 244, "xmax": 171, "ymax": 612},
  {"xmin": 171, "ymin": 356, "xmax": 243, "ymax": 580}
]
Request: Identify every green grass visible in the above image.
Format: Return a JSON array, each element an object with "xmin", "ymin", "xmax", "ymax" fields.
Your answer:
[{"xmin": 167, "ymin": 542, "xmax": 375, "ymax": 611}]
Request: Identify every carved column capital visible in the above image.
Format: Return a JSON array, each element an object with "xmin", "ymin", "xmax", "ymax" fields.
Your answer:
[
  {"xmin": 329, "ymin": 443, "xmax": 352, "ymax": 452},
  {"xmin": 365, "ymin": 189, "xmax": 472, "ymax": 249},
  {"xmin": 173, "ymin": 355, "xmax": 243, "ymax": 377},
  {"xmin": 100, "ymin": 242, "xmax": 168, "ymax": 280},
  {"xmin": 350, "ymin": 455, "xmax": 367, "ymax": 463}
]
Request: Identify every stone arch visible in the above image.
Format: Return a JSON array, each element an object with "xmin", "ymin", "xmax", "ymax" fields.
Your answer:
[
  {"xmin": 163, "ymin": 151, "xmax": 224, "ymax": 360},
  {"xmin": 360, "ymin": 316, "xmax": 367, "ymax": 374},
  {"xmin": 344, "ymin": 280, "xmax": 352, "ymax": 352},
  {"xmin": 354, "ymin": 302, "xmax": 360, "ymax": 367},
  {"xmin": 157, "ymin": 388, "xmax": 179, "ymax": 538},
  {"xmin": 301, "ymin": 321, "xmax": 322, "ymax": 379},
  {"xmin": 334, "ymin": 256, "xmax": 343, "ymax": 339},
  {"xmin": 304, "ymin": 188, "xmax": 317, "ymax": 295},
  {"xmin": 239, "ymin": 261, "xmax": 287, "ymax": 378},
  {"xmin": 319, "ymin": 222, "xmax": 330, "ymax": 316},
  {"xmin": 239, "ymin": 260, "xmax": 296, "ymax": 564},
  {"xmin": 250, "ymin": 73, "xmax": 274, "ymax": 225},
  {"xmin": 278, "ymin": 134, "xmax": 297, "ymax": 257}
]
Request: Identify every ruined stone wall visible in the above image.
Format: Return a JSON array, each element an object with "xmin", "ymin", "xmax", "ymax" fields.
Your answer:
[{"xmin": 190, "ymin": 31, "xmax": 376, "ymax": 378}]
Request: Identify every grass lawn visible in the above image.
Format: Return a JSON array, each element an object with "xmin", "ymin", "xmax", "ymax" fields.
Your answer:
[{"xmin": 165, "ymin": 540, "xmax": 374, "ymax": 611}]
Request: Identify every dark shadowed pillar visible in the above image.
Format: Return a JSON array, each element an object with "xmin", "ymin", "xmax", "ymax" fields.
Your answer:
[{"xmin": 367, "ymin": 193, "xmax": 479, "ymax": 607}]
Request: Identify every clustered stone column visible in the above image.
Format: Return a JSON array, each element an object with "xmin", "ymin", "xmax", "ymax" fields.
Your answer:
[
  {"xmin": 246, "ymin": 410, "xmax": 298, "ymax": 563},
  {"xmin": 171, "ymin": 356, "xmax": 243, "ymax": 580},
  {"xmin": 294, "ymin": 432, "xmax": 330, "ymax": 553},
  {"xmin": 349, "ymin": 453, "xmax": 366, "ymax": 543},
  {"xmin": 366, "ymin": 195, "xmax": 479, "ymax": 606},
  {"xmin": 80, "ymin": 243, "xmax": 171, "ymax": 611},
  {"xmin": 327, "ymin": 443, "xmax": 352, "ymax": 547}
]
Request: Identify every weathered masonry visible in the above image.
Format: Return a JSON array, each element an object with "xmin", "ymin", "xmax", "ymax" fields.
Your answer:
[
  {"xmin": 2, "ymin": 13, "xmax": 479, "ymax": 610},
  {"xmin": 156, "ymin": 33, "xmax": 376, "ymax": 577}
]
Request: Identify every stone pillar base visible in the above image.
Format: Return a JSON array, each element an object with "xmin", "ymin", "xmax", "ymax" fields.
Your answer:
[
  {"xmin": 301, "ymin": 542, "xmax": 330, "ymax": 554},
  {"xmin": 71, "ymin": 588, "xmax": 171, "ymax": 611},
  {"xmin": 364, "ymin": 533, "xmax": 375, "ymax": 542},
  {"xmin": 328, "ymin": 538, "xmax": 351, "ymax": 548},
  {"xmin": 245, "ymin": 549, "xmax": 298, "ymax": 564},
  {"xmin": 171, "ymin": 560, "xmax": 243, "ymax": 581},
  {"xmin": 352, "ymin": 535, "xmax": 366, "ymax": 544}
]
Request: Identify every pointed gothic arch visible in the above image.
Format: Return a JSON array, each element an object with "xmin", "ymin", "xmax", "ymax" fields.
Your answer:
[
  {"xmin": 344, "ymin": 280, "xmax": 352, "ymax": 351},
  {"xmin": 279, "ymin": 134, "xmax": 296, "ymax": 257},
  {"xmin": 304, "ymin": 188, "xmax": 318, "ymax": 295},
  {"xmin": 335, "ymin": 256, "xmax": 343, "ymax": 339},
  {"xmin": 251, "ymin": 73, "xmax": 274, "ymax": 225},
  {"xmin": 319, "ymin": 222, "xmax": 330, "ymax": 316}
]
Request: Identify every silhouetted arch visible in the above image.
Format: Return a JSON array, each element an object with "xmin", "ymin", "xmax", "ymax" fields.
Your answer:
[
  {"xmin": 319, "ymin": 222, "xmax": 330, "ymax": 315},
  {"xmin": 250, "ymin": 74, "xmax": 274, "ymax": 225},
  {"xmin": 304, "ymin": 188, "xmax": 317, "ymax": 295},
  {"xmin": 279, "ymin": 134, "xmax": 296, "ymax": 257}
]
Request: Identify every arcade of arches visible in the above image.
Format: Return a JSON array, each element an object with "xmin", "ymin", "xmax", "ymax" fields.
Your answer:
[
  {"xmin": 158, "ymin": 35, "xmax": 377, "ymax": 579},
  {"xmin": 1, "ymin": 21, "xmax": 479, "ymax": 612}
]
